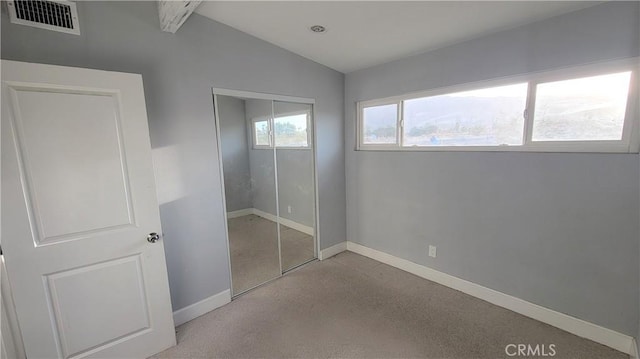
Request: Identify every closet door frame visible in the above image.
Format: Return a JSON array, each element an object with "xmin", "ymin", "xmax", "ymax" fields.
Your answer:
[{"xmin": 211, "ymin": 88, "xmax": 319, "ymax": 298}]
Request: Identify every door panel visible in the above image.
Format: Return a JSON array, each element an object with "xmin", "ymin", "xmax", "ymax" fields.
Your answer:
[
  {"xmin": 1, "ymin": 60, "xmax": 176, "ymax": 358},
  {"xmin": 46, "ymin": 255, "xmax": 150, "ymax": 358},
  {"xmin": 10, "ymin": 87, "xmax": 134, "ymax": 243}
]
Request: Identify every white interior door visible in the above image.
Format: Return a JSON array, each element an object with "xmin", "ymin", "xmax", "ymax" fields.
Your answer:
[{"xmin": 1, "ymin": 60, "xmax": 176, "ymax": 358}]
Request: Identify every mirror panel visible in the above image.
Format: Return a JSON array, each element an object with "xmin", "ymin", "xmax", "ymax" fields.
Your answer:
[
  {"xmin": 274, "ymin": 101, "xmax": 316, "ymax": 271},
  {"xmin": 217, "ymin": 96, "xmax": 280, "ymax": 294}
]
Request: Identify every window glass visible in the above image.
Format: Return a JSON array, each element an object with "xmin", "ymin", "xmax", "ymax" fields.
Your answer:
[
  {"xmin": 403, "ymin": 83, "xmax": 528, "ymax": 146},
  {"xmin": 357, "ymin": 63, "xmax": 636, "ymax": 152},
  {"xmin": 531, "ymin": 72, "xmax": 631, "ymax": 141},
  {"xmin": 362, "ymin": 104, "xmax": 398, "ymax": 144},
  {"xmin": 274, "ymin": 113, "xmax": 309, "ymax": 147},
  {"xmin": 254, "ymin": 119, "xmax": 270, "ymax": 147}
]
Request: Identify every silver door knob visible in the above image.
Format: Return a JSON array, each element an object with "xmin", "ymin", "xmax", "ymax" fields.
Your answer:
[{"xmin": 147, "ymin": 232, "xmax": 160, "ymax": 243}]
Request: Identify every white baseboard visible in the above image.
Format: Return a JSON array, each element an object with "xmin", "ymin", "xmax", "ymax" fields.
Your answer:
[
  {"xmin": 172, "ymin": 289, "xmax": 231, "ymax": 327},
  {"xmin": 227, "ymin": 208, "xmax": 253, "ymax": 219},
  {"xmin": 250, "ymin": 208, "xmax": 314, "ymax": 236},
  {"xmin": 319, "ymin": 241, "xmax": 347, "ymax": 260},
  {"xmin": 346, "ymin": 241, "xmax": 635, "ymax": 356},
  {"xmin": 631, "ymin": 338, "xmax": 638, "ymax": 359},
  {"xmin": 250, "ymin": 208, "xmax": 278, "ymax": 223},
  {"xmin": 279, "ymin": 216, "xmax": 314, "ymax": 236}
]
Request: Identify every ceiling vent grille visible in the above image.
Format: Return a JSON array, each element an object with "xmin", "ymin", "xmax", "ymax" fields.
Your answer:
[{"xmin": 6, "ymin": 0, "xmax": 80, "ymax": 35}]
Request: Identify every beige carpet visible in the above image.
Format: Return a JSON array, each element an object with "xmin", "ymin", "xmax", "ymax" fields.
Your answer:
[
  {"xmin": 153, "ymin": 252, "xmax": 627, "ymax": 359},
  {"xmin": 228, "ymin": 215, "xmax": 314, "ymax": 294}
]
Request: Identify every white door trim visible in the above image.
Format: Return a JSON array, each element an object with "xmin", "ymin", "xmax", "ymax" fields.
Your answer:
[{"xmin": 212, "ymin": 88, "xmax": 314, "ymax": 104}]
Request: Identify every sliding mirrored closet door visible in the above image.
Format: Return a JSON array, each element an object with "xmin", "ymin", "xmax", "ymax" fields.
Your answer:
[
  {"xmin": 273, "ymin": 101, "xmax": 316, "ymax": 271},
  {"xmin": 215, "ymin": 93, "xmax": 316, "ymax": 296}
]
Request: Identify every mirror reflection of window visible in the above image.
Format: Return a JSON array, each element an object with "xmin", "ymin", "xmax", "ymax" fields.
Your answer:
[
  {"xmin": 251, "ymin": 113, "xmax": 310, "ymax": 149},
  {"xmin": 274, "ymin": 113, "xmax": 309, "ymax": 148},
  {"xmin": 252, "ymin": 118, "xmax": 270, "ymax": 148}
]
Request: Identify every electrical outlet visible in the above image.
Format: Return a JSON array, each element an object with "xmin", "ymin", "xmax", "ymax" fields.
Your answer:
[
  {"xmin": 428, "ymin": 245, "xmax": 437, "ymax": 258},
  {"xmin": 287, "ymin": 205, "xmax": 292, "ymax": 214}
]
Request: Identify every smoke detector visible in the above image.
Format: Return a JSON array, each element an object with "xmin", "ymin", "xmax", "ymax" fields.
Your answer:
[{"xmin": 6, "ymin": 0, "xmax": 80, "ymax": 35}]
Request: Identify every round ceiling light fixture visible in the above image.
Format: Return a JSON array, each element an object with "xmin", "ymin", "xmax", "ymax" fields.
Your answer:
[{"xmin": 309, "ymin": 25, "xmax": 326, "ymax": 33}]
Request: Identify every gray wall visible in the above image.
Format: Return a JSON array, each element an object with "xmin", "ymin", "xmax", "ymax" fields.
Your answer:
[
  {"xmin": 245, "ymin": 99, "xmax": 279, "ymax": 216},
  {"xmin": 217, "ymin": 96, "xmax": 252, "ymax": 212},
  {"xmin": 1, "ymin": 1, "xmax": 346, "ymax": 311},
  {"xmin": 274, "ymin": 101, "xmax": 316, "ymax": 227},
  {"xmin": 345, "ymin": 1, "xmax": 640, "ymax": 336},
  {"xmin": 244, "ymin": 99, "xmax": 315, "ymax": 227},
  {"xmin": 276, "ymin": 149, "xmax": 315, "ymax": 228},
  {"xmin": 247, "ymin": 149, "xmax": 277, "ymax": 215}
]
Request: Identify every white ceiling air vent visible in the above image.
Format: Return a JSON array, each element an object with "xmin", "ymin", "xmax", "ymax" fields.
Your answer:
[{"xmin": 6, "ymin": 0, "xmax": 80, "ymax": 35}]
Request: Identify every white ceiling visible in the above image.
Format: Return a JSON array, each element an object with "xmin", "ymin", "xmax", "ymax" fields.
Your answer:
[{"xmin": 195, "ymin": 1, "xmax": 600, "ymax": 74}]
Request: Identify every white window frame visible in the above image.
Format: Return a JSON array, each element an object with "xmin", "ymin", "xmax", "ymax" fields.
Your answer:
[
  {"xmin": 358, "ymin": 99, "xmax": 402, "ymax": 149},
  {"xmin": 251, "ymin": 117, "xmax": 272, "ymax": 149},
  {"xmin": 251, "ymin": 110, "xmax": 312, "ymax": 150},
  {"xmin": 273, "ymin": 110, "xmax": 312, "ymax": 150},
  {"xmin": 356, "ymin": 58, "xmax": 640, "ymax": 153}
]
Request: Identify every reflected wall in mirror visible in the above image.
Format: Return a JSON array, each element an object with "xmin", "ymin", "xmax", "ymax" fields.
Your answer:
[
  {"xmin": 217, "ymin": 96, "xmax": 279, "ymax": 295},
  {"xmin": 215, "ymin": 93, "xmax": 317, "ymax": 296},
  {"xmin": 274, "ymin": 101, "xmax": 315, "ymax": 271}
]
